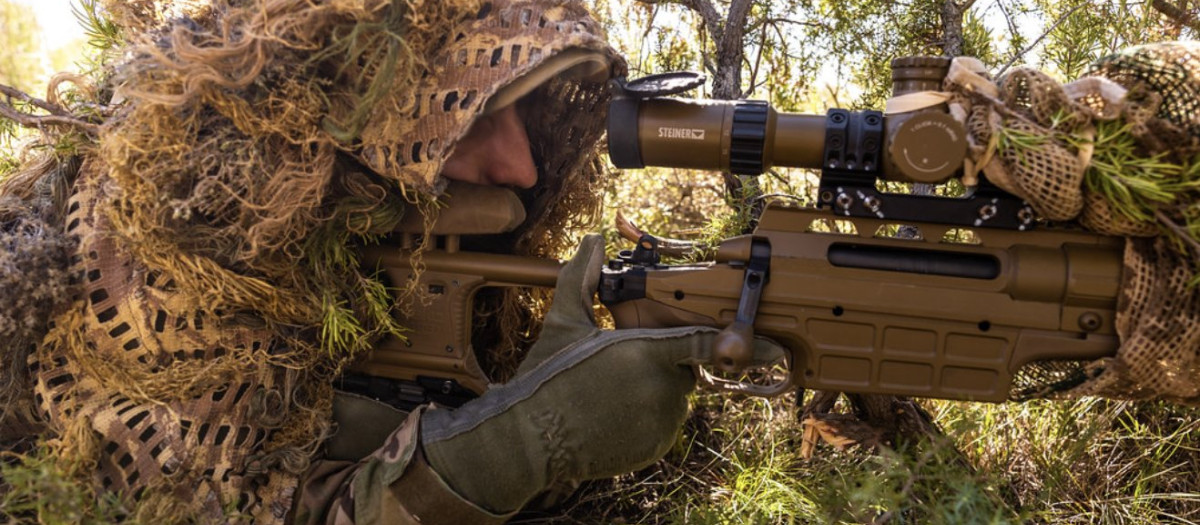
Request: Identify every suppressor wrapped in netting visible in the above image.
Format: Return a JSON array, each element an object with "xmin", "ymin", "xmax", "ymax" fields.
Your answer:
[{"xmin": 944, "ymin": 42, "xmax": 1200, "ymax": 402}]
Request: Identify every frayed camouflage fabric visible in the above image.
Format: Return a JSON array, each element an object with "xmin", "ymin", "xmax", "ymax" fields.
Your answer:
[
  {"xmin": 16, "ymin": 0, "xmax": 620, "ymax": 521},
  {"xmin": 294, "ymin": 408, "xmax": 510, "ymax": 525},
  {"xmin": 33, "ymin": 163, "xmax": 307, "ymax": 522}
]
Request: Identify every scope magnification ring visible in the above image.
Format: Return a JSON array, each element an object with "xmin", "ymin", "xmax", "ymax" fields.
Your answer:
[{"xmin": 730, "ymin": 101, "xmax": 769, "ymax": 176}]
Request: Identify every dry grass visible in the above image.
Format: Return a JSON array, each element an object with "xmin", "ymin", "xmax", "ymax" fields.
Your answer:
[{"xmin": 516, "ymin": 394, "xmax": 1200, "ymax": 524}]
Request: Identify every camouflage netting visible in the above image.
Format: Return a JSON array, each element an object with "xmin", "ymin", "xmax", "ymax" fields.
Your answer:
[
  {"xmin": 0, "ymin": 156, "xmax": 79, "ymax": 450},
  {"xmin": 0, "ymin": 0, "xmax": 620, "ymax": 521},
  {"xmin": 943, "ymin": 42, "xmax": 1200, "ymax": 403}
]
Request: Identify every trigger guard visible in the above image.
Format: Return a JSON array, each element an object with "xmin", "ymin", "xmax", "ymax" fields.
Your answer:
[{"xmin": 693, "ymin": 364, "xmax": 794, "ymax": 397}]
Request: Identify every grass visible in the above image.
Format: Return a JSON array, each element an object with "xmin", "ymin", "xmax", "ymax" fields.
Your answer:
[
  {"xmin": 0, "ymin": 446, "xmax": 129, "ymax": 524},
  {"xmin": 532, "ymin": 394, "xmax": 1200, "ymax": 524}
]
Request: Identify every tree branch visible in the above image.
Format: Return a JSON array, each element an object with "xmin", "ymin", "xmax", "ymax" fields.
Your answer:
[
  {"xmin": 636, "ymin": 0, "xmax": 723, "ymax": 41},
  {"xmin": 0, "ymin": 84, "xmax": 70, "ymax": 118},
  {"xmin": 1151, "ymin": 0, "xmax": 1200, "ymax": 33},
  {"xmin": 997, "ymin": 3, "xmax": 1086, "ymax": 76},
  {"xmin": 942, "ymin": 0, "xmax": 966, "ymax": 56},
  {"xmin": 995, "ymin": 0, "xmax": 1020, "ymax": 37},
  {"xmin": 0, "ymin": 83, "xmax": 99, "ymax": 136},
  {"xmin": 721, "ymin": 0, "xmax": 755, "ymax": 53},
  {"xmin": 747, "ymin": 11, "xmax": 769, "ymax": 96},
  {"xmin": 764, "ymin": 16, "xmax": 824, "ymax": 28},
  {"xmin": 0, "ymin": 100, "xmax": 99, "ymax": 135}
]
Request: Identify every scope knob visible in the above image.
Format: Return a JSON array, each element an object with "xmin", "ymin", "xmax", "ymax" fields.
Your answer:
[
  {"xmin": 891, "ymin": 56, "xmax": 952, "ymax": 96},
  {"xmin": 888, "ymin": 111, "xmax": 967, "ymax": 183},
  {"xmin": 891, "ymin": 55, "xmax": 952, "ymax": 69},
  {"xmin": 730, "ymin": 101, "xmax": 769, "ymax": 176}
]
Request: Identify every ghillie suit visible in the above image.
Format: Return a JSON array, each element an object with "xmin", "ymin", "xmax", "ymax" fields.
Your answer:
[
  {"xmin": 940, "ymin": 42, "xmax": 1200, "ymax": 403},
  {"xmin": 0, "ymin": 156, "xmax": 79, "ymax": 451},
  {"xmin": 0, "ymin": 0, "xmax": 620, "ymax": 521}
]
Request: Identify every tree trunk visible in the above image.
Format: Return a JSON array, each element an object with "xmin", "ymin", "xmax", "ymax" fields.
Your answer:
[
  {"xmin": 941, "ymin": 0, "xmax": 966, "ymax": 57},
  {"xmin": 636, "ymin": 0, "xmax": 758, "ymax": 220}
]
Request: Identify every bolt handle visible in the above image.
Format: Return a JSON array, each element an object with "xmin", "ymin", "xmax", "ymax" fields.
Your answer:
[
  {"xmin": 713, "ymin": 319, "xmax": 755, "ymax": 372},
  {"xmin": 710, "ymin": 238, "xmax": 771, "ymax": 373}
]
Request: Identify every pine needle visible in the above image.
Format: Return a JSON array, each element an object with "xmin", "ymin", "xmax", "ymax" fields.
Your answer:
[{"xmin": 1083, "ymin": 120, "xmax": 1183, "ymax": 224}]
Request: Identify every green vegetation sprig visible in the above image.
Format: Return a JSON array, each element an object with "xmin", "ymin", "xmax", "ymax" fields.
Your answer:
[
  {"xmin": 305, "ymin": 197, "xmax": 407, "ymax": 358},
  {"xmin": 1082, "ymin": 119, "xmax": 1190, "ymax": 224},
  {"xmin": 0, "ymin": 447, "xmax": 128, "ymax": 524},
  {"xmin": 996, "ymin": 123, "xmax": 1051, "ymax": 165},
  {"xmin": 72, "ymin": 0, "xmax": 122, "ymax": 55}
]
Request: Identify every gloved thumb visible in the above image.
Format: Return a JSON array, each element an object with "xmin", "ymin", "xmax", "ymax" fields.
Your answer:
[
  {"xmin": 547, "ymin": 234, "xmax": 606, "ymax": 326},
  {"xmin": 518, "ymin": 234, "xmax": 606, "ymax": 374}
]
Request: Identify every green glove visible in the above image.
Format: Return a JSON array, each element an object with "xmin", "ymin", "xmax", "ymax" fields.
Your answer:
[{"xmin": 419, "ymin": 234, "xmax": 784, "ymax": 514}]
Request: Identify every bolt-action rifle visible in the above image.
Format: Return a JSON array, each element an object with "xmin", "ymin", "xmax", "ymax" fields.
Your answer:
[{"xmin": 346, "ymin": 57, "xmax": 1123, "ymax": 409}]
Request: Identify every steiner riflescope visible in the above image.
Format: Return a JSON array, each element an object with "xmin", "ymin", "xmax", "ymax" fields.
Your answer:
[{"xmin": 607, "ymin": 57, "xmax": 969, "ymax": 185}]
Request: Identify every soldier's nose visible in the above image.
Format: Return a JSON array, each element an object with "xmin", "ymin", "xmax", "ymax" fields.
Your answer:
[{"xmin": 440, "ymin": 105, "xmax": 538, "ymax": 188}]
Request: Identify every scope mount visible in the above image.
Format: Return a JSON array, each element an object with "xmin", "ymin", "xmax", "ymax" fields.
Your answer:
[{"xmin": 818, "ymin": 109, "xmax": 1036, "ymax": 231}]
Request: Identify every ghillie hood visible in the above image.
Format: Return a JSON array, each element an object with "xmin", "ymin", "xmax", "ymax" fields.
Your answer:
[{"xmin": 1, "ymin": 0, "xmax": 623, "ymax": 521}]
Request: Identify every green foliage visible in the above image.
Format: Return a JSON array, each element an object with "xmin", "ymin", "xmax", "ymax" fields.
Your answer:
[
  {"xmin": 0, "ymin": 0, "xmax": 44, "ymax": 94},
  {"xmin": 1, "ymin": 447, "xmax": 129, "ymax": 524},
  {"xmin": 306, "ymin": 198, "xmax": 408, "ymax": 357},
  {"xmin": 1082, "ymin": 120, "xmax": 1192, "ymax": 224},
  {"xmin": 940, "ymin": 399, "xmax": 1200, "ymax": 523},
  {"xmin": 71, "ymin": 0, "xmax": 124, "ymax": 77},
  {"xmin": 74, "ymin": 0, "xmax": 122, "ymax": 54},
  {"xmin": 0, "ymin": 0, "xmax": 42, "ymax": 161},
  {"xmin": 1034, "ymin": 0, "xmax": 1177, "ymax": 80}
]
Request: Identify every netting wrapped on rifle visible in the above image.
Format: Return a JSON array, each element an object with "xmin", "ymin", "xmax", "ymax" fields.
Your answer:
[{"xmin": 944, "ymin": 42, "xmax": 1200, "ymax": 403}]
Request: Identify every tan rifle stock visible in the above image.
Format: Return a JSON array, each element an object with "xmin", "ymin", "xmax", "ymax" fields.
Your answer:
[{"xmin": 357, "ymin": 189, "xmax": 1122, "ymax": 403}]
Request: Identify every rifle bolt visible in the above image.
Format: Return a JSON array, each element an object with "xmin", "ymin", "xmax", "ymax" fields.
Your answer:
[
  {"xmin": 863, "ymin": 196, "xmax": 881, "ymax": 213},
  {"xmin": 978, "ymin": 204, "xmax": 998, "ymax": 221},
  {"xmin": 835, "ymin": 193, "xmax": 854, "ymax": 209},
  {"xmin": 1078, "ymin": 312, "xmax": 1102, "ymax": 332}
]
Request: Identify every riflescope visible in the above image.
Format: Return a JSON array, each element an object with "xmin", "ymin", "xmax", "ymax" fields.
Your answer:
[{"xmin": 607, "ymin": 57, "xmax": 969, "ymax": 185}]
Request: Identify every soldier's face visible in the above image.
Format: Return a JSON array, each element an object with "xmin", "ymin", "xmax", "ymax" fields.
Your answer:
[{"xmin": 440, "ymin": 105, "xmax": 538, "ymax": 188}]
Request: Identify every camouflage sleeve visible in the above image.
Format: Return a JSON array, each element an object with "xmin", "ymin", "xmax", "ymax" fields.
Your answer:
[{"xmin": 292, "ymin": 402, "xmax": 513, "ymax": 525}]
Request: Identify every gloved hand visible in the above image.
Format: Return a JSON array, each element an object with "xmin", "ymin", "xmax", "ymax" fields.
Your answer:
[{"xmin": 419, "ymin": 234, "xmax": 784, "ymax": 514}]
